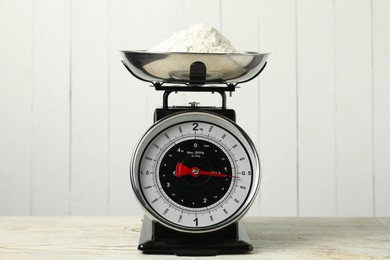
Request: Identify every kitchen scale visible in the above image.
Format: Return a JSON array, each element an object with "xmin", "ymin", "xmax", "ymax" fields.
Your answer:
[{"xmin": 121, "ymin": 50, "xmax": 269, "ymax": 256}]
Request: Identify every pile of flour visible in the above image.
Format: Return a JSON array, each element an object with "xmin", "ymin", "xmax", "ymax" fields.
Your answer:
[{"xmin": 149, "ymin": 23, "xmax": 236, "ymax": 53}]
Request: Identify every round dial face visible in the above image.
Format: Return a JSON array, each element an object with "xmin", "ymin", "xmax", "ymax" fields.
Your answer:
[{"xmin": 131, "ymin": 112, "xmax": 260, "ymax": 233}]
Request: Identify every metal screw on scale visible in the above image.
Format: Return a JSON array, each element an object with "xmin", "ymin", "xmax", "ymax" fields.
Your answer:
[{"xmin": 189, "ymin": 102, "xmax": 200, "ymax": 107}]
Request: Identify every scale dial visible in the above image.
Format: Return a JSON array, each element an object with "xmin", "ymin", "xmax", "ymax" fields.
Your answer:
[{"xmin": 131, "ymin": 111, "xmax": 260, "ymax": 233}]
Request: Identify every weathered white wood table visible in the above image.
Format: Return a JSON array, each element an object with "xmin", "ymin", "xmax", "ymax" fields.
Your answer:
[{"xmin": 0, "ymin": 217, "xmax": 389, "ymax": 259}]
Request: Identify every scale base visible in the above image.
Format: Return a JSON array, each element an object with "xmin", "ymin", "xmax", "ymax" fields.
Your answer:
[{"xmin": 137, "ymin": 216, "xmax": 253, "ymax": 256}]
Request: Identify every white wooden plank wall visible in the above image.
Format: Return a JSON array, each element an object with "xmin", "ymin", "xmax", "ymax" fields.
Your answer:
[
  {"xmin": 0, "ymin": 0, "xmax": 33, "ymax": 215},
  {"xmin": 335, "ymin": 0, "xmax": 374, "ymax": 216},
  {"xmin": 258, "ymin": 0, "xmax": 298, "ymax": 216},
  {"xmin": 0, "ymin": 0, "xmax": 389, "ymax": 217},
  {"xmin": 70, "ymin": 0, "xmax": 109, "ymax": 215},
  {"xmin": 373, "ymin": 0, "xmax": 390, "ymax": 217},
  {"xmin": 31, "ymin": 0, "xmax": 70, "ymax": 215},
  {"xmin": 297, "ymin": 0, "xmax": 336, "ymax": 216}
]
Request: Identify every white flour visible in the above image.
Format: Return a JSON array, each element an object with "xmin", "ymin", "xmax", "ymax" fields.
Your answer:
[{"xmin": 149, "ymin": 23, "xmax": 236, "ymax": 53}]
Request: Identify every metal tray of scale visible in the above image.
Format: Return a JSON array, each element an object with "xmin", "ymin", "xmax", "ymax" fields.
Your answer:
[{"xmin": 120, "ymin": 51, "xmax": 269, "ymax": 87}]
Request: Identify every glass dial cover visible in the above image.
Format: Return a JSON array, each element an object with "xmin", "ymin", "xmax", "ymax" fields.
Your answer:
[{"xmin": 130, "ymin": 111, "xmax": 260, "ymax": 233}]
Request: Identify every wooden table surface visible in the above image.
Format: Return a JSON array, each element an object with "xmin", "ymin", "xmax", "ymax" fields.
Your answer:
[{"xmin": 0, "ymin": 217, "xmax": 389, "ymax": 259}]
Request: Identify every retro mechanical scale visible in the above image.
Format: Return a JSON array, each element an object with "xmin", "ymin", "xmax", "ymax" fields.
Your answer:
[{"xmin": 121, "ymin": 51, "xmax": 269, "ymax": 256}]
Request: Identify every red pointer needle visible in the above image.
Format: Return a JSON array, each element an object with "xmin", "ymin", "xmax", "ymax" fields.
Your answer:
[{"xmin": 175, "ymin": 162, "xmax": 238, "ymax": 178}]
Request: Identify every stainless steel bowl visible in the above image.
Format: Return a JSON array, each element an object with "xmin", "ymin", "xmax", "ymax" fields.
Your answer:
[{"xmin": 120, "ymin": 51, "xmax": 269, "ymax": 85}]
